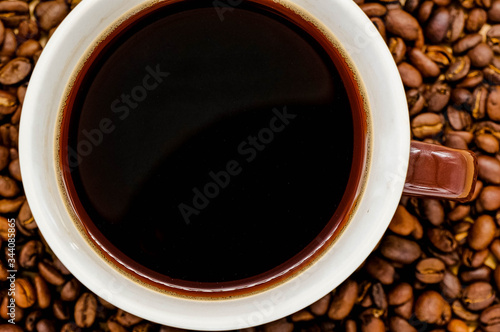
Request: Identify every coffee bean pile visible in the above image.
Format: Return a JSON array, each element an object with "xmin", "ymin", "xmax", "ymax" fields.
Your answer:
[{"xmin": 1, "ymin": 0, "xmax": 500, "ymax": 331}]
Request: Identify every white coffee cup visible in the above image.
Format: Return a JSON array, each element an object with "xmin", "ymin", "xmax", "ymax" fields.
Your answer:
[{"xmin": 19, "ymin": 0, "xmax": 476, "ymax": 330}]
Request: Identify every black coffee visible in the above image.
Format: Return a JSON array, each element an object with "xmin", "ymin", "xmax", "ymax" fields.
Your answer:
[{"xmin": 65, "ymin": 1, "xmax": 355, "ymax": 283}]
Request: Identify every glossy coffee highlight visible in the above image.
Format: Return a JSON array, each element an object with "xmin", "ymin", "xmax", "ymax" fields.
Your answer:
[{"xmin": 59, "ymin": 0, "xmax": 367, "ymax": 295}]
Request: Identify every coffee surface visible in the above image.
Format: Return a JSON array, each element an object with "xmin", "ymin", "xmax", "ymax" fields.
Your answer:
[{"xmin": 67, "ymin": 2, "xmax": 354, "ymax": 282}]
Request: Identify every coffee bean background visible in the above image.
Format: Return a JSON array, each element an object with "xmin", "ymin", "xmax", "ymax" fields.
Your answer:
[{"xmin": 2, "ymin": 0, "xmax": 500, "ymax": 331}]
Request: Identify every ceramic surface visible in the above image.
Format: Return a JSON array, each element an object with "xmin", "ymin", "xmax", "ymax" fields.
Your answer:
[{"xmin": 19, "ymin": 0, "xmax": 409, "ymax": 330}]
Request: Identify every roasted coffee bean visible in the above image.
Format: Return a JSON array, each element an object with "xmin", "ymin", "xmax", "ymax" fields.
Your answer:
[
  {"xmin": 425, "ymin": 7, "xmax": 451, "ymax": 44},
  {"xmin": 448, "ymin": 204, "xmax": 471, "ymax": 221},
  {"xmin": 416, "ymin": 258, "xmax": 446, "ymax": 283},
  {"xmin": 447, "ymin": 319, "xmax": 468, "ymax": 332},
  {"xmin": 389, "ymin": 316, "xmax": 417, "ymax": 332},
  {"xmin": 468, "ymin": 215, "xmax": 497, "ymax": 250},
  {"xmin": 60, "ymin": 323, "xmax": 81, "ymax": 332},
  {"xmin": 25, "ymin": 310, "xmax": 42, "ymax": 332},
  {"xmin": 488, "ymin": 25, "xmax": 500, "ymax": 53},
  {"xmin": 478, "ymin": 155, "xmax": 500, "ymax": 184},
  {"xmin": 440, "ymin": 270, "xmax": 462, "ymax": 299},
  {"xmin": 389, "ymin": 205, "xmax": 417, "ymax": 236},
  {"xmin": 0, "ymin": 196, "xmax": 24, "ymax": 214},
  {"xmin": 409, "ymin": 48, "xmax": 441, "ymax": 77},
  {"xmin": 462, "ymin": 247, "xmax": 489, "ymax": 268},
  {"xmin": 389, "ymin": 37, "xmax": 406, "ymax": 64},
  {"xmin": 473, "ymin": 180, "xmax": 484, "ymax": 201},
  {"xmin": 0, "ymin": 295, "xmax": 10, "ymax": 319},
  {"xmin": 460, "ymin": 265, "xmax": 492, "ymax": 283},
  {"xmin": 454, "ymin": 34, "xmax": 482, "ymax": 54},
  {"xmin": 418, "ymin": 1, "xmax": 434, "ymax": 22},
  {"xmin": 370, "ymin": 283, "xmax": 387, "ymax": 311},
  {"xmin": 34, "ymin": 275, "xmax": 50, "ymax": 309},
  {"xmin": 425, "ymin": 82, "xmax": 451, "ymax": 112},
  {"xmin": 405, "ymin": 0, "xmax": 420, "ymax": 12},
  {"xmin": 328, "ymin": 280, "xmax": 358, "ymax": 320},
  {"xmin": 458, "ymin": 69, "xmax": 484, "ymax": 87},
  {"xmin": 19, "ymin": 240, "xmax": 43, "ymax": 268},
  {"xmin": 385, "ymin": 9, "xmax": 420, "ymax": 40},
  {"xmin": 491, "ymin": 239, "xmax": 500, "ymax": 261},
  {"xmin": 18, "ymin": 19, "xmax": 39, "ymax": 42},
  {"xmin": 291, "ymin": 310, "xmax": 314, "ymax": 322},
  {"xmin": 107, "ymin": 319, "xmax": 128, "ymax": 332},
  {"xmin": 52, "ymin": 300, "xmax": 70, "ymax": 321},
  {"xmin": 426, "ymin": 45, "xmax": 454, "ymax": 67},
  {"xmin": 411, "ymin": 218, "xmax": 424, "ymax": 239},
  {"xmin": 411, "ymin": 112, "xmax": 443, "ymax": 138},
  {"xmin": 448, "ymin": 5, "xmax": 466, "ymax": 42},
  {"xmin": 0, "ymin": 90, "xmax": 17, "ymax": 116},
  {"xmin": 0, "ymin": 1, "xmax": 29, "ymax": 28},
  {"xmin": 14, "ymin": 278, "xmax": 36, "ymax": 308},
  {"xmin": 16, "ymin": 39, "xmax": 42, "ymax": 59},
  {"xmin": 420, "ymin": 198, "xmax": 445, "ymax": 225},
  {"xmin": 360, "ymin": 311, "xmax": 385, "ymax": 332},
  {"xmin": 467, "ymin": 8, "xmax": 488, "ymax": 32},
  {"xmin": 309, "ymin": 293, "xmax": 330, "ymax": 316},
  {"xmin": 490, "ymin": 0, "xmax": 500, "ymax": 21},
  {"xmin": 472, "ymin": 85, "xmax": 488, "ymax": 119},
  {"xmin": 37, "ymin": 260, "xmax": 65, "ymax": 286},
  {"xmin": 475, "ymin": 133, "xmax": 500, "ymax": 153},
  {"xmin": 360, "ymin": 293, "xmax": 373, "ymax": 308},
  {"xmin": 495, "ymin": 265, "xmax": 500, "ymax": 291},
  {"xmin": 428, "ymin": 227, "xmax": 457, "ymax": 253},
  {"xmin": 0, "ymin": 145, "xmax": 8, "ymax": 172},
  {"xmin": 0, "ymin": 29, "xmax": 17, "ymax": 59},
  {"xmin": 407, "ymin": 88, "xmax": 426, "ymax": 115},
  {"xmin": 360, "ymin": 3, "xmax": 387, "ymax": 17},
  {"xmin": 454, "ymin": 221, "xmax": 471, "ymax": 244},
  {"xmin": 364, "ymin": 256, "xmax": 395, "ymax": 285},
  {"xmin": 115, "ymin": 309, "xmax": 143, "ymax": 327},
  {"xmin": 446, "ymin": 56, "xmax": 471, "ymax": 81},
  {"xmin": 35, "ymin": 1, "xmax": 69, "ymax": 31},
  {"xmin": 8, "ymin": 159, "xmax": 21, "ymax": 181},
  {"xmin": 263, "ymin": 319, "xmax": 293, "ymax": 332},
  {"xmin": 487, "ymin": 85, "xmax": 500, "ymax": 121},
  {"xmin": 398, "ymin": 62, "xmax": 423, "ymax": 88},
  {"xmin": 480, "ymin": 304, "xmax": 500, "ymax": 332},
  {"xmin": 468, "ymin": 43, "xmax": 494, "ymax": 67},
  {"xmin": 0, "ymin": 57, "xmax": 31, "ymax": 85},
  {"xmin": 394, "ymin": 301, "xmax": 413, "ymax": 319},
  {"xmin": 388, "ymin": 282, "xmax": 413, "ymax": 307},
  {"xmin": 0, "ymin": 324, "xmax": 23, "ymax": 332},
  {"xmin": 36, "ymin": 319, "xmax": 55, "ymax": 332},
  {"xmin": 478, "ymin": 0, "xmax": 493, "ymax": 9},
  {"xmin": 462, "ymin": 282, "xmax": 495, "ymax": 311},
  {"xmin": 0, "ymin": 215, "xmax": 11, "ymax": 240},
  {"xmin": 61, "ymin": 278, "xmax": 81, "ymax": 302},
  {"xmin": 74, "ymin": 293, "xmax": 97, "ymax": 328},
  {"xmin": 0, "ymin": 175, "xmax": 19, "ymax": 197},
  {"xmin": 451, "ymin": 88, "xmax": 472, "ymax": 107},
  {"xmin": 452, "ymin": 299, "xmax": 480, "ymax": 321},
  {"xmin": 371, "ymin": 17, "xmax": 386, "ymax": 41},
  {"xmin": 380, "ymin": 235, "xmax": 422, "ymax": 264},
  {"xmin": 479, "ymin": 185, "xmax": 500, "ymax": 210},
  {"xmin": 415, "ymin": 291, "xmax": 452, "ymax": 325},
  {"xmin": 485, "ymin": 63, "xmax": 500, "ymax": 84},
  {"xmin": 18, "ymin": 200, "xmax": 34, "ymax": 227}
]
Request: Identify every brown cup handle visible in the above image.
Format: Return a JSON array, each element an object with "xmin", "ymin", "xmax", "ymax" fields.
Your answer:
[{"xmin": 403, "ymin": 141, "xmax": 478, "ymax": 202}]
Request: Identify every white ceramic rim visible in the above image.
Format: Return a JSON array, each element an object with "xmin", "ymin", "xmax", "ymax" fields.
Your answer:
[{"xmin": 19, "ymin": 0, "xmax": 410, "ymax": 330}]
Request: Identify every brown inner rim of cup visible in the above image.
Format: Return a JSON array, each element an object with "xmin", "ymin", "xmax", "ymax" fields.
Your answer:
[{"xmin": 57, "ymin": 0, "xmax": 369, "ymax": 299}]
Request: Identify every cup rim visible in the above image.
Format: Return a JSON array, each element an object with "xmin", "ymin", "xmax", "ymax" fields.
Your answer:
[{"xmin": 19, "ymin": 0, "xmax": 410, "ymax": 330}]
